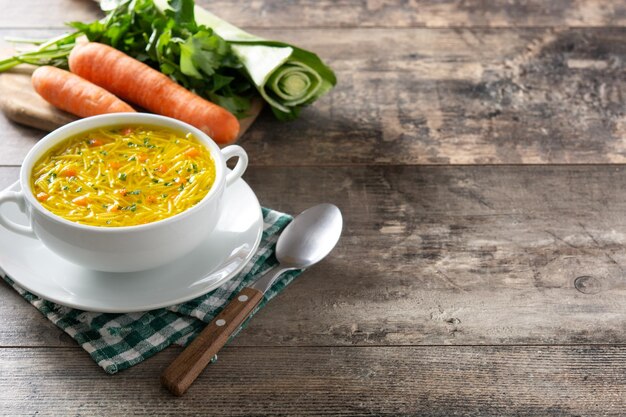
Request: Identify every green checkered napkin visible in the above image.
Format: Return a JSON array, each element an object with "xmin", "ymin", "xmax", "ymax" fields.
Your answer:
[{"xmin": 2, "ymin": 207, "xmax": 300, "ymax": 374}]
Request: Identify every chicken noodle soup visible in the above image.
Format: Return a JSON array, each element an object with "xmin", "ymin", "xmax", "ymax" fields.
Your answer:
[{"xmin": 31, "ymin": 125, "xmax": 216, "ymax": 227}]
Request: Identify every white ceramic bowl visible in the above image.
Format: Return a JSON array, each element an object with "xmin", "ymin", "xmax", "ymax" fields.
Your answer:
[{"xmin": 0, "ymin": 113, "xmax": 248, "ymax": 272}]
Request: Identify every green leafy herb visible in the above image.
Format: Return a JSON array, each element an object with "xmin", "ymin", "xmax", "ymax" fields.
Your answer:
[
  {"xmin": 0, "ymin": 0, "xmax": 335, "ymax": 120},
  {"xmin": 118, "ymin": 172, "xmax": 127, "ymax": 181}
]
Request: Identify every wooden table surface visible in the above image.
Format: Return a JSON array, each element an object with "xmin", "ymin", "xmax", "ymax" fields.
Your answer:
[{"xmin": 1, "ymin": 1, "xmax": 626, "ymax": 415}]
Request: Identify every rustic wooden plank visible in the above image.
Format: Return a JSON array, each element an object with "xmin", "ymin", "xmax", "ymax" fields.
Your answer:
[
  {"xmin": 2, "ymin": 28, "xmax": 625, "ymax": 165},
  {"xmin": 238, "ymin": 165, "xmax": 626, "ymax": 346},
  {"xmin": 2, "ymin": 0, "xmax": 625, "ymax": 29},
  {"xmin": 0, "ymin": 167, "xmax": 18, "ymax": 188},
  {"xmin": 3, "ymin": 165, "xmax": 626, "ymax": 348},
  {"xmin": 0, "ymin": 346, "xmax": 625, "ymax": 416},
  {"xmin": 244, "ymin": 27, "xmax": 626, "ymax": 165}
]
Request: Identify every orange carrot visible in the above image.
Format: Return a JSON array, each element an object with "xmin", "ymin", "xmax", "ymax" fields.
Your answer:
[
  {"xmin": 72, "ymin": 195, "xmax": 89, "ymax": 206},
  {"xmin": 184, "ymin": 147, "xmax": 200, "ymax": 158},
  {"xmin": 69, "ymin": 42, "xmax": 240, "ymax": 144},
  {"xmin": 31, "ymin": 66, "xmax": 135, "ymax": 118},
  {"xmin": 60, "ymin": 167, "xmax": 77, "ymax": 178}
]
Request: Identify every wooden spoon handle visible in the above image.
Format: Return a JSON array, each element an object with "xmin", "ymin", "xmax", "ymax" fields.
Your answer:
[{"xmin": 161, "ymin": 287, "xmax": 264, "ymax": 396}]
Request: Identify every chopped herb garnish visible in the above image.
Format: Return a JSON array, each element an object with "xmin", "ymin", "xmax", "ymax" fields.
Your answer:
[
  {"xmin": 75, "ymin": 187, "xmax": 82, "ymax": 193},
  {"xmin": 178, "ymin": 184, "xmax": 185, "ymax": 191},
  {"xmin": 127, "ymin": 190, "xmax": 141, "ymax": 195},
  {"xmin": 106, "ymin": 220, "xmax": 112, "ymax": 225},
  {"xmin": 192, "ymin": 163, "xmax": 198, "ymax": 173},
  {"xmin": 102, "ymin": 204, "xmax": 108, "ymax": 209},
  {"xmin": 152, "ymin": 179, "xmax": 160, "ymax": 183},
  {"xmin": 62, "ymin": 186, "xmax": 69, "ymax": 191},
  {"xmin": 164, "ymin": 182, "xmax": 172, "ymax": 186},
  {"xmin": 143, "ymin": 137, "xmax": 156, "ymax": 148},
  {"xmin": 100, "ymin": 151, "xmax": 108, "ymax": 156},
  {"xmin": 129, "ymin": 156, "xmax": 137, "ymax": 161},
  {"xmin": 77, "ymin": 151, "xmax": 82, "ymax": 155},
  {"xmin": 119, "ymin": 173, "xmax": 127, "ymax": 181},
  {"xmin": 129, "ymin": 203, "xmax": 137, "ymax": 212},
  {"xmin": 127, "ymin": 142, "xmax": 137, "ymax": 147},
  {"xmin": 161, "ymin": 194, "xmax": 168, "ymax": 198}
]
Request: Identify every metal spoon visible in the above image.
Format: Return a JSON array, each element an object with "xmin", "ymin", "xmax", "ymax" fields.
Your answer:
[{"xmin": 161, "ymin": 203, "xmax": 343, "ymax": 396}]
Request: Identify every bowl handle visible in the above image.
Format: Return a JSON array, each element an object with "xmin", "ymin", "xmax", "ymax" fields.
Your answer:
[
  {"xmin": 0, "ymin": 191, "xmax": 36, "ymax": 238},
  {"xmin": 221, "ymin": 145, "xmax": 248, "ymax": 187}
]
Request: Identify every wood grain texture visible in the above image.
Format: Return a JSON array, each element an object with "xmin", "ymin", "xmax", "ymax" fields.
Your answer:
[
  {"xmin": 2, "ymin": 28, "xmax": 626, "ymax": 165},
  {"xmin": 1, "ymin": 1, "xmax": 626, "ymax": 414},
  {"xmin": 2, "ymin": 0, "xmax": 625, "ymax": 28},
  {"xmin": 161, "ymin": 287, "xmax": 264, "ymax": 396},
  {"xmin": 1, "ymin": 346, "xmax": 625, "ymax": 416},
  {"xmin": 3, "ymin": 165, "xmax": 626, "ymax": 348}
]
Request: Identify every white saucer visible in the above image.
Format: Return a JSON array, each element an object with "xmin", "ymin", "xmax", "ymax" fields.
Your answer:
[{"xmin": 0, "ymin": 179, "xmax": 263, "ymax": 313}]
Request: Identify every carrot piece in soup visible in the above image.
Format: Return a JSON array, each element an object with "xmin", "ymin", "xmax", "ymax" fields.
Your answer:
[
  {"xmin": 184, "ymin": 147, "xmax": 200, "ymax": 158},
  {"xmin": 61, "ymin": 168, "xmax": 77, "ymax": 178},
  {"xmin": 108, "ymin": 161, "xmax": 121, "ymax": 170},
  {"xmin": 72, "ymin": 195, "xmax": 89, "ymax": 206}
]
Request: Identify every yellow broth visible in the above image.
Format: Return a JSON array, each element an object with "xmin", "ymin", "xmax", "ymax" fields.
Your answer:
[{"xmin": 31, "ymin": 125, "xmax": 216, "ymax": 227}]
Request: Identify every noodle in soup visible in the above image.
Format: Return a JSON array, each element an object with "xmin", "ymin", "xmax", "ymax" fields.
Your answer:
[{"xmin": 31, "ymin": 125, "xmax": 216, "ymax": 227}]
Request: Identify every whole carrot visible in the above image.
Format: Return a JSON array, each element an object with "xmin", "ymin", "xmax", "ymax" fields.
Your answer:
[
  {"xmin": 32, "ymin": 66, "xmax": 135, "ymax": 118},
  {"xmin": 69, "ymin": 42, "xmax": 240, "ymax": 144}
]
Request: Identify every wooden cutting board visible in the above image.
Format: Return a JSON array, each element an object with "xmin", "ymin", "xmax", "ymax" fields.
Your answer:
[{"xmin": 0, "ymin": 65, "xmax": 262, "ymax": 139}]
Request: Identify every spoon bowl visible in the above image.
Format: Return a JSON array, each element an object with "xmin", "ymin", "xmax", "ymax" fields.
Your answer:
[{"xmin": 276, "ymin": 203, "xmax": 343, "ymax": 269}]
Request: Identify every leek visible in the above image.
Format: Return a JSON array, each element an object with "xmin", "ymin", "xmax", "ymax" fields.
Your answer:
[{"xmin": 153, "ymin": 0, "xmax": 336, "ymax": 120}]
